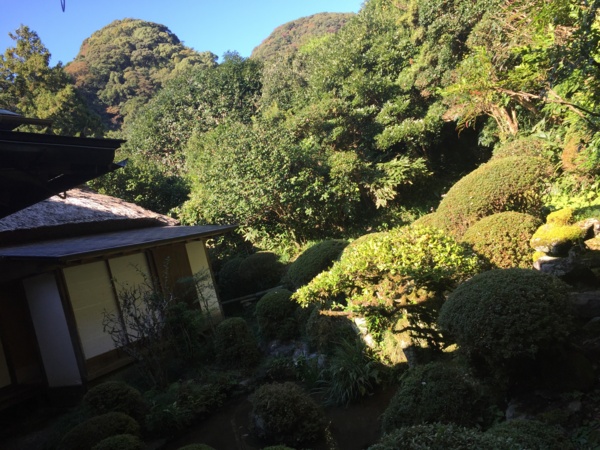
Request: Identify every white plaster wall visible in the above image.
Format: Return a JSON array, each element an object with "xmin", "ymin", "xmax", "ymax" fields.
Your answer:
[
  {"xmin": 185, "ymin": 240, "xmax": 221, "ymax": 317},
  {"xmin": 23, "ymin": 273, "xmax": 82, "ymax": 387}
]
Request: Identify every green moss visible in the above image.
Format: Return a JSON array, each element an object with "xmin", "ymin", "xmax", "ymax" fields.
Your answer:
[
  {"xmin": 462, "ymin": 212, "xmax": 542, "ymax": 269},
  {"xmin": 438, "ymin": 269, "xmax": 574, "ymax": 369},
  {"xmin": 255, "ymin": 289, "xmax": 298, "ymax": 340},
  {"xmin": 530, "ymin": 223, "xmax": 585, "ymax": 254},
  {"xmin": 546, "ymin": 207, "xmax": 575, "ymax": 226},
  {"xmin": 431, "ymin": 156, "xmax": 553, "ymax": 238},
  {"xmin": 381, "ymin": 362, "xmax": 498, "ymax": 432}
]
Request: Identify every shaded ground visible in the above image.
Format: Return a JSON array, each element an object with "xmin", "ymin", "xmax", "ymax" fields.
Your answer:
[{"xmin": 164, "ymin": 386, "xmax": 397, "ymax": 450}]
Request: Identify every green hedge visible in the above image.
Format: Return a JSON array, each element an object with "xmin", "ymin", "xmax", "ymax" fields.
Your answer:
[
  {"xmin": 462, "ymin": 212, "xmax": 542, "ymax": 268},
  {"xmin": 214, "ymin": 317, "xmax": 260, "ymax": 369},
  {"xmin": 282, "ymin": 239, "xmax": 347, "ymax": 289},
  {"xmin": 486, "ymin": 419, "xmax": 574, "ymax": 450},
  {"xmin": 83, "ymin": 381, "xmax": 148, "ymax": 422},
  {"xmin": 59, "ymin": 412, "xmax": 140, "ymax": 450},
  {"xmin": 430, "ymin": 156, "xmax": 552, "ymax": 237}
]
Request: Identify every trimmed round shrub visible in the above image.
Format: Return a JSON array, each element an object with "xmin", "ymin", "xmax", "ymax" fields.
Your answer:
[
  {"xmin": 438, "ymin": 269, "xmax": 574, "ymax": 368},
  {"xmin": 176, "ymin": 445, "xmax": 217, "ymax": 450},
  {"xmin": 486, "ymin": 419, "xmax": 574, "ymax": 450},
  {"xmin": 305, "ymin": 307, "xmax": 356, "ymax": 354},
  {"xmin": 282, "ymin": 239, "xmax": 348, "ymax": 289},
  {"xmin": 255, "ymin": 289, "xmax": 298, "ymax": 340},
  {"xmin": 262, "ymin": 446, "xmax": 296, "ymax": 450},
  {"xmin": 217, "ymin": 256, "xmax": 245, "ymax": 300},
  {"xmin": 239, "ymin": 252, "xmax": 287, "ymax": 293},
  {"xmin": 369, "ymin": 424, "xmax": 512, "ymax": 450},
  {"xmin": 214, "ymin": 317, "xmax": 260, "ymax": 369},
  {"xmin": 91, "ymin": 434, "xmax": 144, "ymax": 450},
  {"xmin": 59, "ymin": 412, "xmax": 140, "ymax": 450},
  {"xmin": 462, "ymin": 212, "xmax": 542, "ymax": 269},
  {"xmin": 83, "ymin": 381, "xmax": 148, "ymax": 422},
  {"xmin": 381, "ymin": 362, "xmax": 497, "ymax": 432},
  {"xmin": 250, "ymin": 382, "xmax": 326, "ymax": 447},
  {"xmin": 492, "ymin": 135, "xmax": 550, "ymax": 160},
  {"xmin": 430, "ymin": 156, "xmax": 553, "ymax": 237}
]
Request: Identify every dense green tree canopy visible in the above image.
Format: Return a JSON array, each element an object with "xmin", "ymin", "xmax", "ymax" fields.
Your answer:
[{"xmin": 0, "ymin": 26, "xmax": 102, "ymax": 136}]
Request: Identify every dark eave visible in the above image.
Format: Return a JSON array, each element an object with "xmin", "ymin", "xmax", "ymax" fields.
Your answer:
[
  {"xmin": 0, "ymin": 225, "xmax": 237, "ymax": 263},
  {"xmin": 0, "ymin": 129, "xmax": 125, "ymax": 218}
]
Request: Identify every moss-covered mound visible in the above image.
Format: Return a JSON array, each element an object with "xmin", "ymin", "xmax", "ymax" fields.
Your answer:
[
  {"xmin": 530, "ymin": 208, "xmax": 585, "ymax": 256},
  {"xmin": 381, "ymin": 362, "xmax": 497, "ymax": 432},
  {"xmin": 430, "ymin": 156, "xmax": 552, "ymax": 237},
  {"xmin": 250, "ymin": 382, "xmax": 326, "ymax": 447},
  {"xmin": 255, "ymin": 289, "xmax": 298, "ymax": 340},
  {"xmin": 214, "ymin": 317, "xmax": 260, "ymax": 369},
  {"xmin": 282, "ymin": 239, "xmax": 347, "ymax": 289},
  {"xmin": 462, "ymin": 212, "xmax": 542, "ymax": 269},
  {"xmin": 438, "ymin": 269, "xmax": 573, "ymax": 368}
]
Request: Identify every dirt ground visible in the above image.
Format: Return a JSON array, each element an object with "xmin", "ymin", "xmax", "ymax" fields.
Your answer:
[{"xmin": 164, "ymin": 386, "xmax": 397, "ymax": 450}]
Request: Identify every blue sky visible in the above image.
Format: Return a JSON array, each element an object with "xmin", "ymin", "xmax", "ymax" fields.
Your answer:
[{"xmin": 1, "ymin": 0, "xmax": 364, "ymax": 66}]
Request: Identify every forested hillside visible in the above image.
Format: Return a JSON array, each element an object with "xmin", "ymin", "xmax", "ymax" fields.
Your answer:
[
  {"xmin": 2, "ymin": 0, "xmax": 600, "ymax": 256},
  {"xmin": 250, "ymin": 12, "xmax": 354, "ymax": 62},
  {"xmin": 65, "ymin": 18, "xmax": 217, "ymax": 130}
]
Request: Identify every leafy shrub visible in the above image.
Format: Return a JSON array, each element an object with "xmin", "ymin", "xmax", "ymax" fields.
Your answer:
[
  {"xmin": 250, "ymin": 382, "xmax": 326, "ymax": 447},
  {"xmin": 238, "ymin": 252, "xmax": 287, "ymax": 293},
  {"xmin": 255, "ymin": 289, "xmax": 298, "ymax": 340},
  {"xmin": 217, "ymin": 256, "xmax": 245, "ymax": 300},
  {"xmin": 381, "ymin": 362, "xmax": 497, "ymax": 432},
  {"xmin": 430, "ymin": 156, "xmax": 553, "ymax": 237},
  {"xmin": 91, "ymin": 434, "xmax": 144, "ymax": 450},
  {"xmin": 83, "ymin": 381, "xmax": 148, "ymax": 422},
  {"xmin": 282, "ymin": 239, "xmax": 348, "ymax": 289},
  {"xmin": 486, "ymin": 419, "xmax": 574, "ymax": 450},
  {"xmin": 462, "ymin": 212, "xmax": 542, "ymax": 269},
  {"xmin": 144, "ymin": 378, "xmax": 231, "ymax": 437},
  {"xmin": 294, "ymin": 226, "xmax": 480, "ymax": 347},
  {"xmin": 305, "ymin": 307, "xmax": 357, "ymax": 354},
  {"xmin": 58, "ymin": 412, "xmax": 140, "ymax": 450},
  {"xmin": 438, "ymin": 269, "xmax": 574, "ymax": 369},
  {"xmin": 369, "ymin": 424, "xmax": 512, "ymax": 450},
  {"xmin": 318, "ymin": 338, "xmax": 383, "ymax": 406},
  {"xmin": 214, "ymin": 317, "xmax": 261, "ymax": 369}
]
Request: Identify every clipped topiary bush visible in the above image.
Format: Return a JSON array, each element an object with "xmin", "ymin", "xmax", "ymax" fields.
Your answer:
[
  {"xmin": 261, "ymin": 446, "xmax": 296, "ymax": 450},
  {"xmin": 239, "ymin": 252, "xmax": 287, "ymax": 293},
  {"xmin": 462, "ymin": 212, "xmax": 542, "ymax": 269},
  {"xmin": 214, "ymin": 317, "xmax": 260, "ymax": 369},
  {"xmin": 250, "ymin": 382, "xmax": 326, "ymax": 447},
  {"xmin": 492, "ymin": 135, "xmax": 550, "ymax": 160},
  {"xmin": 381, "ymin": 362, "xmax": 497, "ymax": 432},
  {"xmin": 255, "ymin": 289, "xmax": 298, "ymax": 341},
  {"xmin": 369, "ymin": 424, "xmax": 512, "ymax": 450},
  {"xmin": 282, "ymin": 239, "xmax": 348, "ymax": 289},
  {"xmin": 58, "ymin": 412, "xmax": 140, "ymax": 450},
  {"xmin": 91, "ymin": 434, "xmax": 144, "ymax": 450},
  {"xmin": 176, "ymin": 445, "xmax": 217, "ymax": 450},
  {"xmin": 294, "ymin": 226, "xmax": 480, "ymax": 348},
  {"xmin": 217, "ymin": 256, "xmax": 245, "ymax": 300},
  {"xmin": 486, "ymin": 419, "xmax": 575, "ymax": 450},
  {"xmin": 83, "ymin": 381, "xmax": 148, "ymax": 422},
  {"xmin": 430, "ymin": 156, "xmax": 553, "ymax": 238},
  {"xmin": 438, "ymin": 269, "xmax": 574, "ymax": 369}
]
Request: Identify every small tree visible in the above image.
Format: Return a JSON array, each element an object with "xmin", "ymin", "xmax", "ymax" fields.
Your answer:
[{"xmin": 102, "ymin": 269, "xmax": 215, "ymax": 388}]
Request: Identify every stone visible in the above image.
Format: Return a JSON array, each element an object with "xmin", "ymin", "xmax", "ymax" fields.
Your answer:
[{"xmin": 570, "ymin": 291, "xmax": 600, "ymax": 318}]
